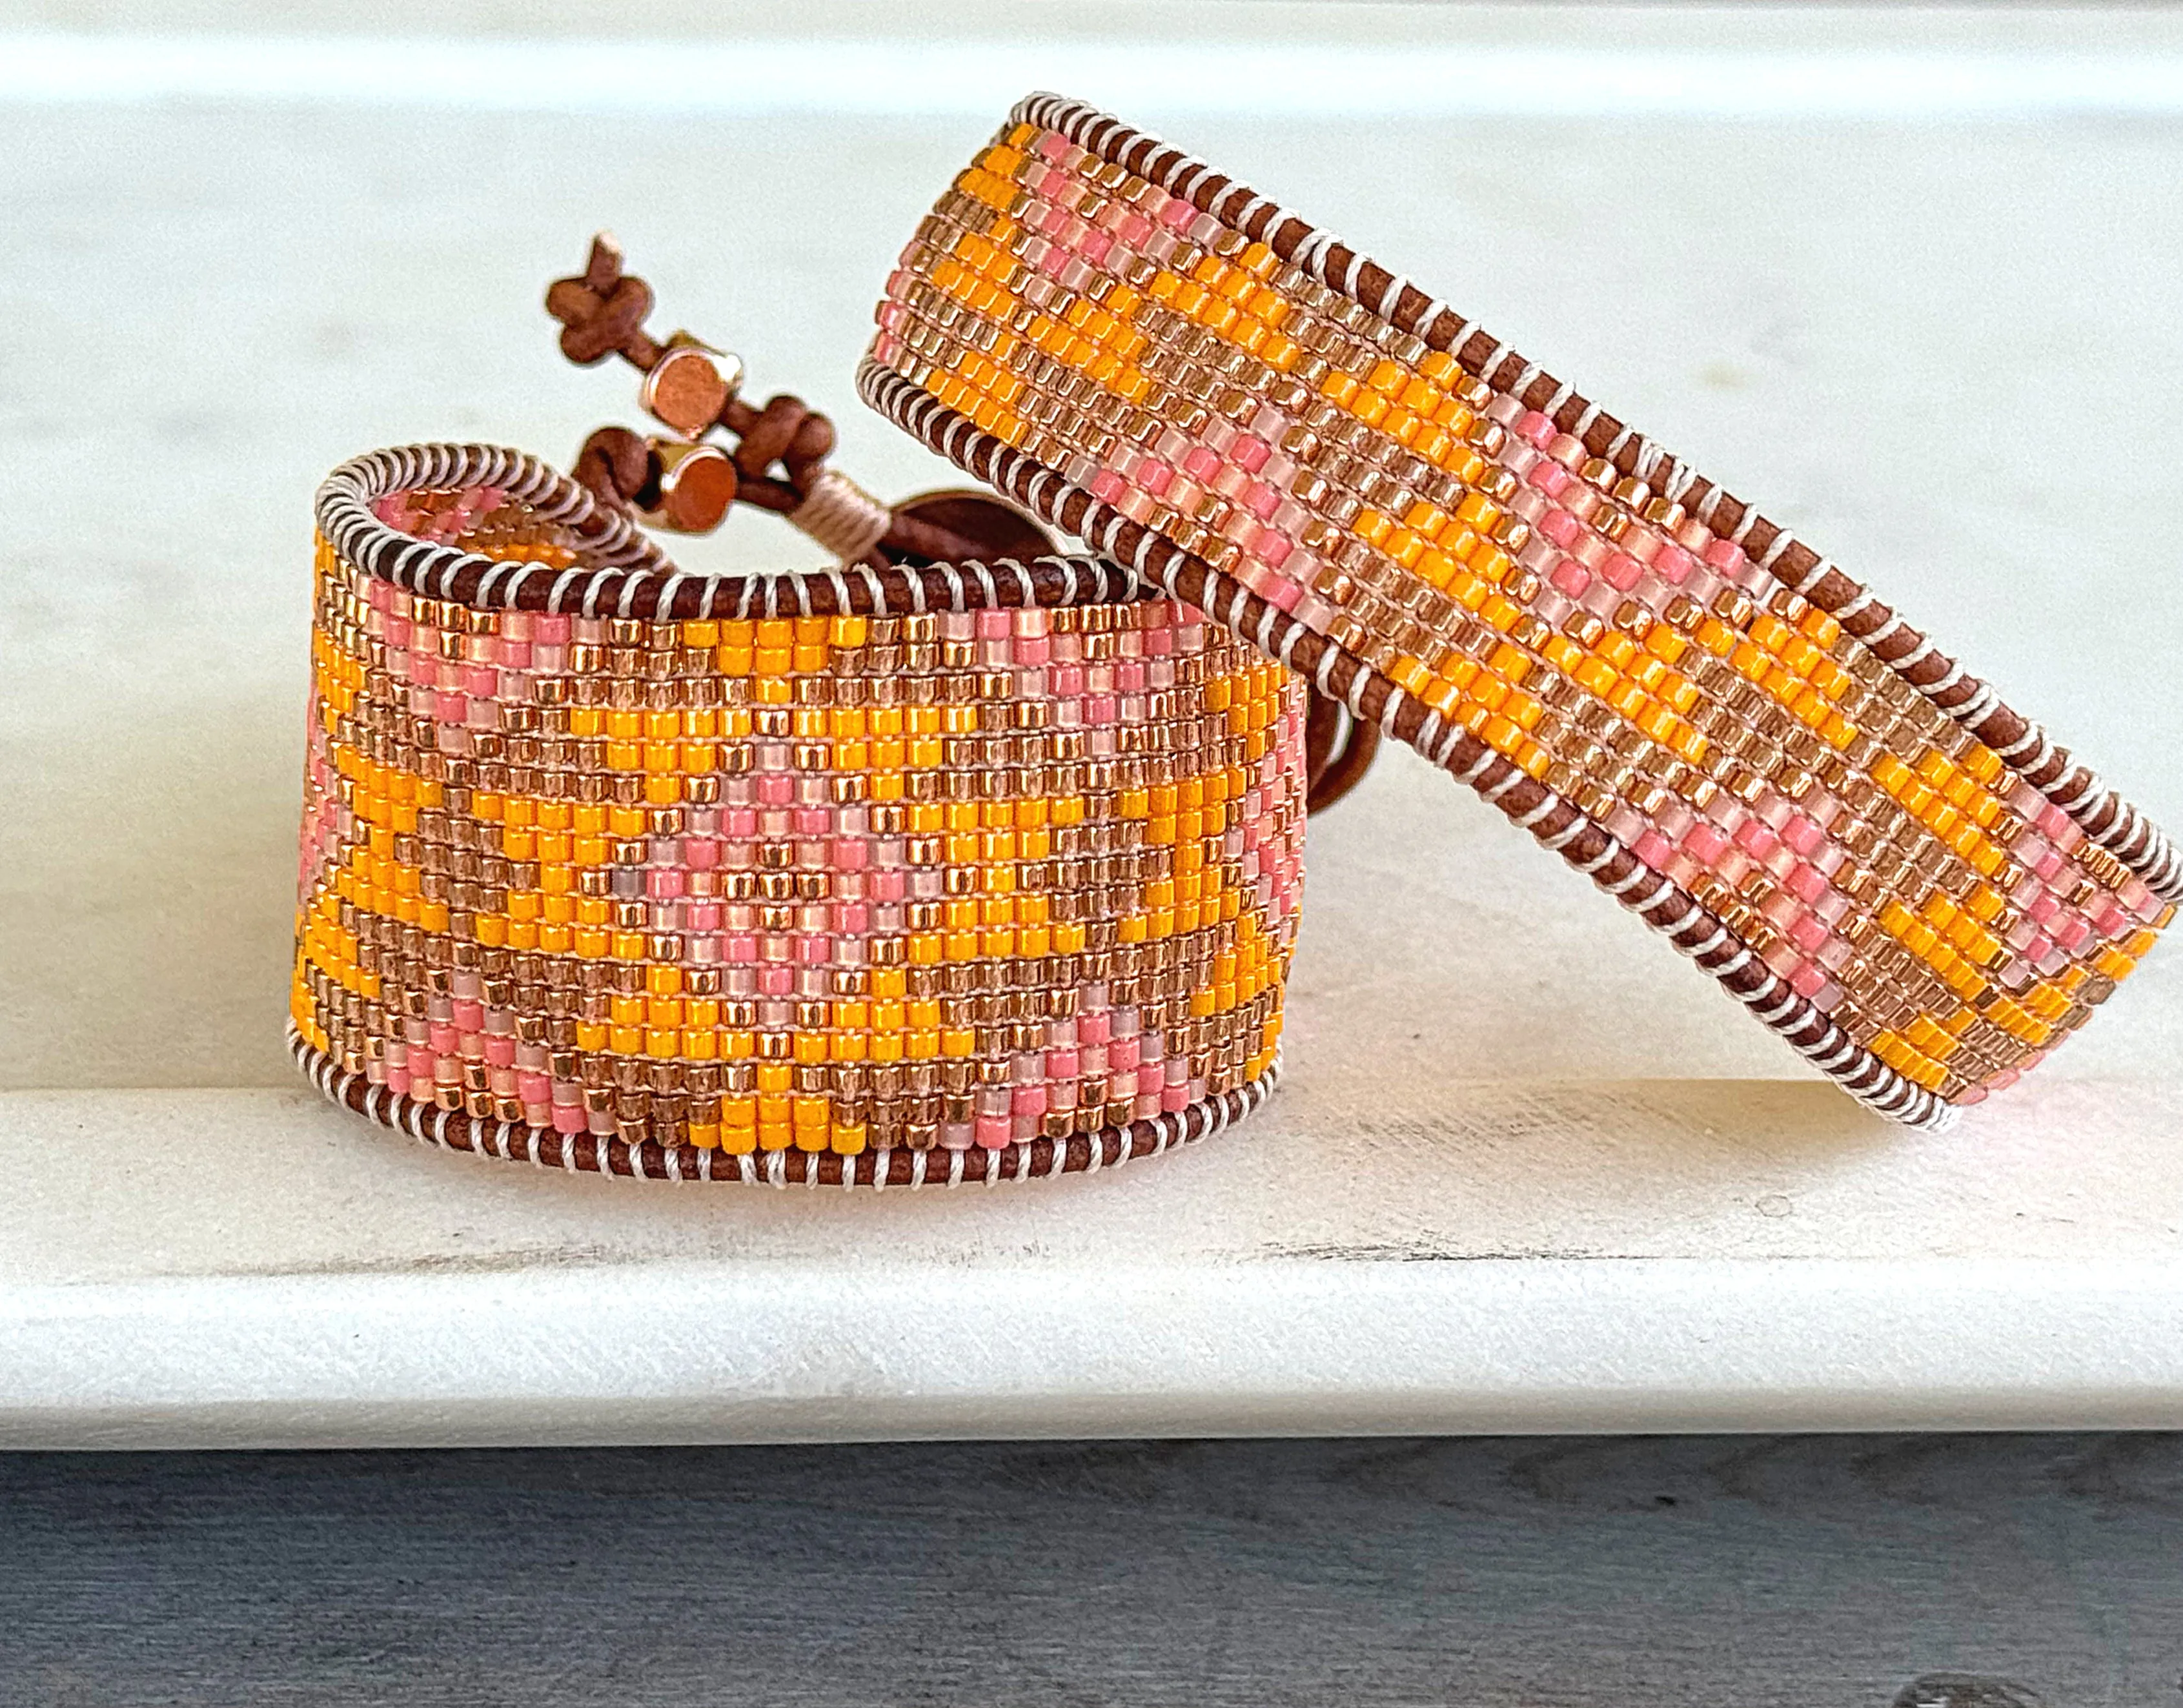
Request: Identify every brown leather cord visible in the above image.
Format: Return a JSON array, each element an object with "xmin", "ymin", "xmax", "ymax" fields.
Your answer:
[
  {"xmin": 549, "ymin": 235, "xmax": 1010, "ymax": 569},
  {"xmin": 543, "ymin": 238, "xmax": 663, "ymax": 369},
  {"xmin": 547, "ymin": 233, "xmax": 1376, "ymax": 812},
  {"xmin": 1305, "ymin": 697, "xmax": 1382, "ymax": 815}
]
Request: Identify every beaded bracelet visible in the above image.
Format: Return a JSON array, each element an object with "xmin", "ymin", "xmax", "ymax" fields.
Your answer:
[
  {"xmin": 860, "ymin": 93, "xmax": 2178, "ymax": 1129},
  {"xmin": 293, "ymin": 442, "xmax": 1310, "ymax": 1186}
]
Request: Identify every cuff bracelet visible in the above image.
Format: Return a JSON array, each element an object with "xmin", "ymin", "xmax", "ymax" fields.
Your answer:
[
  {"xmin": 862, "ymin": 93, "xmax": 2176, "ymax": 1128},
  {"xmin": 293, "ymin": 441, "xmax": 1308, "ymax": 1185}
]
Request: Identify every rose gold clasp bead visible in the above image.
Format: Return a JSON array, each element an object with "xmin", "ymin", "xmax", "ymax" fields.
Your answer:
[
  {"xmin": 642, "ymin": 331, "xmax": 744, "ymax": 439},
  {"xmin": 644, "ymin": 439, "xmax": 738, "ymax": 534}
]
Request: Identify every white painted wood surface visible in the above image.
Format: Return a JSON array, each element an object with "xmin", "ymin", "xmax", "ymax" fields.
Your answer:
[{"xmin": 1, "ymin": 1, "xmax": 2179, "ymax": 1446}]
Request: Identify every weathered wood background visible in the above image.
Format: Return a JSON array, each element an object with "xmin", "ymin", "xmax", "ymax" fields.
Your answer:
[{"xmin": 5, "ymin": 1435, "xmax": 2179, "ymax": 1705}]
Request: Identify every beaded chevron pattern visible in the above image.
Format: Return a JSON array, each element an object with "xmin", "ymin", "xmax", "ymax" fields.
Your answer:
[
  {"xmin": 861, "ymin": 94, "xmax": 2177, "ymax": 1128},
  {"xmin": 294, "ymin": 444, "xmax": 1306, "ymax": 1183}
]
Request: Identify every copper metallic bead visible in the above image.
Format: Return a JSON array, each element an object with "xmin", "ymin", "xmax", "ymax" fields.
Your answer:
[
  {"xmin": 649, "ymin": 440, "xmax": 738, "ymax": 534},
  {"xmin": 642, "ymin": 334, "xmax": 744, "ymax": 439}
]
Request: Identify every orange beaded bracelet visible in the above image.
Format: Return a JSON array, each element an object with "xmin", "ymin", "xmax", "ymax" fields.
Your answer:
[
  {"xmin": 860, "ymin": 94, "xmax": 2177, "ymax": 1128},
  {"xmin": 294, "ymin": 443, "xmax": 1310, "ymax": 1184}
]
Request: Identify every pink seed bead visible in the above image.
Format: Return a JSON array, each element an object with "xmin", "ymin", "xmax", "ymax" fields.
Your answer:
[
  {"xmin": 1550, "ymin": 560, "xmax": 1590, "ymax": 600},
  {"xmin": 1601, "ymin": 551, "xmax": 1643, "ymax": 593}
]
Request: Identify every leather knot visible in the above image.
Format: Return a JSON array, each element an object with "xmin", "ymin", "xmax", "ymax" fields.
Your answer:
[
  {"xmin": 728, "ymin": 393, "xmax": 837, "ymax": 494},
  {"xmin": 545, "ymin": 235, "xmax": 660, "ymax": 369}
]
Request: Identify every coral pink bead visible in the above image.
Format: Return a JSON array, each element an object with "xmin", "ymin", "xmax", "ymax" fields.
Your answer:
[
  {"xmin": 1539, "ymin": 508, "xmax": 1581, "ymax": 549},
  {"xmin": 1703, "ymin": 538, "xmax": 1747, "ymax": 574}
]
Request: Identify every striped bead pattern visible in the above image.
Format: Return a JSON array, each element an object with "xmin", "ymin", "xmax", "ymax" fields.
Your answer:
[
  {"xmin": 860, "ymin": 94, "xmax": 2177, "ymax": 1126},
  {"xmin": 290, "ymin": 1025, "xmax": 1276, "ymax": 1188},
  {"xmin": 294, "ymin": 444, "xmax": 1308, "ymax": 1181}
]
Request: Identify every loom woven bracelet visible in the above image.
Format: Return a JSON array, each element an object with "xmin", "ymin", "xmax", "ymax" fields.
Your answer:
[
  {"xmin": 860, "ymin": 92, "xmax": 2179, "ymax": 1130},
  {"xmin": 292, "ymin": 443, "xmax": 1308, "ymax": 1186}
]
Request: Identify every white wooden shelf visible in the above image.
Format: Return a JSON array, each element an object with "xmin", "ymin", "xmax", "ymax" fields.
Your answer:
[
  {"xmin": 3, "ymin": 0, "xmax": 2179, "ymax": 1447},
  {"xmin": 5, "ymin": 1066, "xmax": 2183, "ymax": 1447}
]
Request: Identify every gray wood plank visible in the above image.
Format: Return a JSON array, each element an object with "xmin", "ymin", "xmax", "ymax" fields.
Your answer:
[{"xmin": 4, "ymin": 1436, "xmax": 2179, "ymax": 1706}]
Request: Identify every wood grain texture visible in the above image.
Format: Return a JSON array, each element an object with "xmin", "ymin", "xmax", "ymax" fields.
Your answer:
[{"xmin": 3, "ymin": 1435, "xmax": 2180, "ymax": 1707}]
